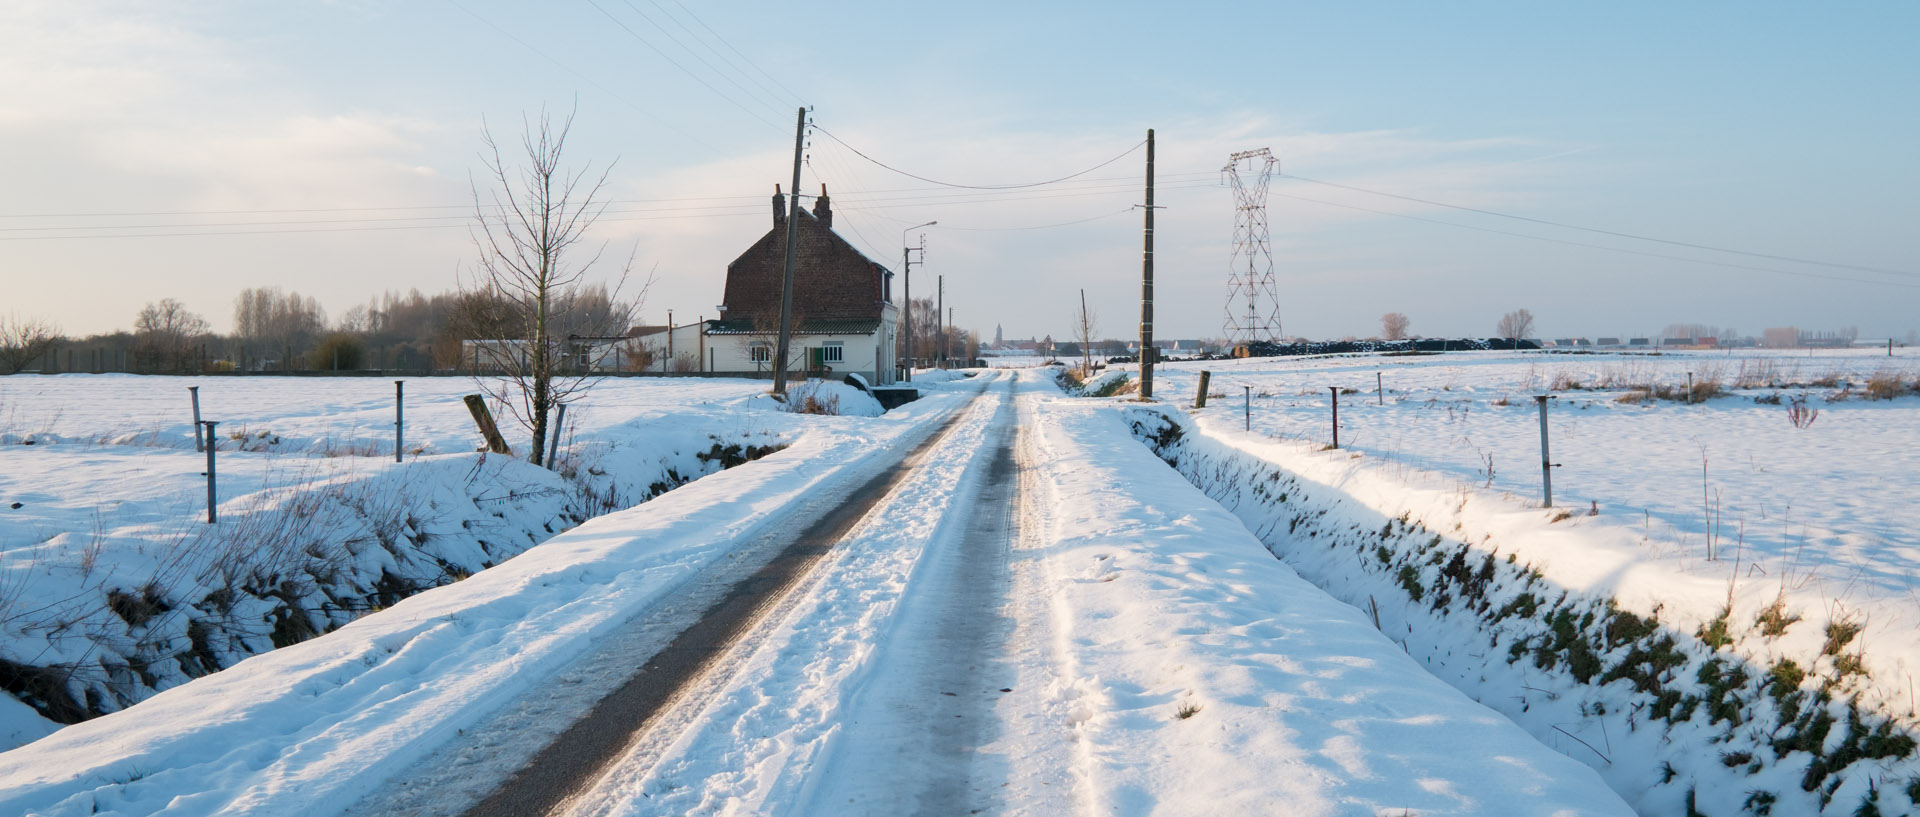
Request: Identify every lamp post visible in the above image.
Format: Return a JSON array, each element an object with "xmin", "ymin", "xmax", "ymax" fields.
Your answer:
[{"xmin": 901, "ymin": 221, "xmax": 936, "ymax": 382}]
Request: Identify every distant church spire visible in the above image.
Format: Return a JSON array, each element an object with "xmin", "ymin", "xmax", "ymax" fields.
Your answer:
[{"xmin": 994, "ymin": 323, "xmax": 1003, "ymax": 347}]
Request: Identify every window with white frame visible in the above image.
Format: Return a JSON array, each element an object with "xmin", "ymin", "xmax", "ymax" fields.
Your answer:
[
  {"xmin": 749, "ymin": 342, "xmax": 771, "ymax": 363},
  {"xmin": 821, "ymin": 341, "xmax": 844, "ymax": 363}
]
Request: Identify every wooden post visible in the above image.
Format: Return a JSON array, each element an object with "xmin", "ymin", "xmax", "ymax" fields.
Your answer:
[
  {"xmin": 546, "ymin": 403, "xmax": 567, "ymax": 468},
  {"xmin": 1244, "ymin": 385, "xmax": 1251, "ymax": 431},
  {"xmin": 1138, "ymin": 128, "xmax": 1156, "ymax": 400},
  {"xmin": 462, "ymin": 394, "xmax": 513, "ymax": 454},
  {"xmin": 189, "ymin": 386, "xmax": 204, "ymax": 452},
  {"xmin": 1195, "ymin": 370, "xmax": 1211, "ymax": 408},
  {"xmin": 1377, "ymin": 372, "xmax": 1384, "ymax": 405}
]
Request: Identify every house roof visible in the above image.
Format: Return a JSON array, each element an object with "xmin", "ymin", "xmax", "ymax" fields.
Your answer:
[
  {"xmin": 720, "ymin": 200, "xmax": 893, "ymax": 324},
  {"xmin": 707, "ymin": 317, "xmax": 882, "ymax": 336}
]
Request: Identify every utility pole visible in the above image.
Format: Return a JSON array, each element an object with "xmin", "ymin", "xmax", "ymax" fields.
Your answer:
[
  {"xmin": 773, "ymin": 106, "xmax": 807, "ymax": 396},
  {"xmin": 1139, "ymin": 128, "xmax": 1156, "ymax": 400},
  {"xmin": 937, "ymin": 274, "xmax": 945, "ymax": 367},
  {"xmin": 900, "ymin": 223, "xmax": 934, "ymax": 382}
]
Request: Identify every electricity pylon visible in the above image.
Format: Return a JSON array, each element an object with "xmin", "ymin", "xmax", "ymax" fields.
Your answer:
[{"xmin": 1223, "ymin": 148, "xmax": 1282, "ymax": 345}]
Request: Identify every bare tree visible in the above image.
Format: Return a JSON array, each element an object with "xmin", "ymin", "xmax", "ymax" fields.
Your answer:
[
  {"xmin": 466, "ymin": 106, "xmax": 639, "ymax": 466},
  {"xmin": 896, "ymin": 296, "xmax": 939, "ymax": 365},
  {"xmin": 0, "ymin": 314, "xmax": 60, "ymax": 374},
  {"xmin": 234, "ymin": 287, "xmax": 326, "ymax": 371},
  {"xmin": 1380, "ymin": 312, "xmax": 1410, "ymax": 341},
  {"xmin": 1496, "ymin": 308, "xmax": 1536, "ymax": 340},
  {"xmin": 134, "ymin": 299, "xmax": 210, "ymax": 373},
  {"xmin": 1072, "ymin": 290, "xmax": 1098, "ymax": 376}
]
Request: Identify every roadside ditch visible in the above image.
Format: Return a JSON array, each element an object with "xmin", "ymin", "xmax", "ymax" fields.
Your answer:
[
  {"xmin": 0, "ymin": 429, "xmax": 787, "ymax": 738},
  {"xmin": 1125, "ymin": 405, "xmax": 1920, "ymax": 817}
]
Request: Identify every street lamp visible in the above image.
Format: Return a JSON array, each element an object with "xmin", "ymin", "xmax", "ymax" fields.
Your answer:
[{"xmin": 901, "ymin": 221, "xmax": 936, "ymax": 382}]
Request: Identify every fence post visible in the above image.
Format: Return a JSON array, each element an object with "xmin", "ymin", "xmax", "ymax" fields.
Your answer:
[
  {"xmin": 394, "ymin": 380, "xmax": 405, "ymax": 463},
  {"xmin": 1535, "ymin": 395, "xmax": 1555, "ymax": 508},
  {"xmin": 1329, "ymin": 386, "xmax": 1340, "ymax": 449},
  {"xmin": 1687, "ymin": 371, "xmax": 1694, "ymax": 404},
  {"xmin": 189, "ymin": 386, "xmax": 204, "ymax": 452},
  {"xmin": 1377, "ymin": 372, "xmax": 1384, "ymax": 406},
  {"xmin": 1195, "ymin": 370, "xmax": 1211, "ymax": 408},
  {"xmin": 546, "ymin": 403, "xmax": 567, "ymax": 468},
  {"xmin": 1244, "ymin": 385, "xmax": 1251, "ymax": 432},
  {"xmin": 463, "ymin": 394, "xmax": 513, "ymax": 455},
  {"xmin": 202, "ymin": 421, "xmax": 218, "ymax": 524}
]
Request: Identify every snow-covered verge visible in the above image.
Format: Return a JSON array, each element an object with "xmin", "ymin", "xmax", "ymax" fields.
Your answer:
[
  {"xmin": 1016, "ymin": 387, "xmax": 1630, "ymax": 815},
  {"xmin": 1129, "ymin": 402, "xmax": 1920, "ymax": 816},
  {"xmin": 0, "ymin": 375, "xmax": 878, "ymax": 750},
  {"xmin": 0, "ymin": 379, "xmax": 972, "ymax": 817}
]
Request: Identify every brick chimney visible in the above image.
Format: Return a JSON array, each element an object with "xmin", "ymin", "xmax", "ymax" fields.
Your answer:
[
  {"xmin": 772, "ymin": 184, "xmax": 785, "ymax": 225},
  {"xmin": 812, "ymin": 184, "xmax": 831, "ymax": 229}
]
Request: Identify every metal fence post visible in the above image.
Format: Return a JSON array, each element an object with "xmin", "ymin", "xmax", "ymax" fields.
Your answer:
[
  {"xmin": 202, "ymin": 420, "xmax": 218, "ymax": 523},
  {"xmin": 1535, "ymin": 395, "xmax": 1555, "ymax": 508},
  {"xmin": 394, "ymin": 380, "xmax": 405, "ymax": 463}
]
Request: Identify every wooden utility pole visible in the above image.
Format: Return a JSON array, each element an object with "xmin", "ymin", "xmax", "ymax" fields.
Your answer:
[
  {"xmin": 937, "ymin": 274, "xmax": 945, "ymax": 366},
  {"xmin": 773, "ymin": 107, "xmax": 806, "ymax": 396},
  {"xmin": 1139, "ymin": 128, "xmax": 1156, "ymax": 400}
]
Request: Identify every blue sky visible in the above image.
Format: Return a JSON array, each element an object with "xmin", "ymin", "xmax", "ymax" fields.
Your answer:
[{"xmin": 3, "ymin": 1, "xmax": 1915, "ymax": 341}]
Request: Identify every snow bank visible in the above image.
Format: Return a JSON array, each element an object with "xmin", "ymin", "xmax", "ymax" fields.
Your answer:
[
  {"xmin": 0, "ymin": 384, "xmax": 970, "ymax": 816},
  {"xmin": 1016, "ymin": 394, "xmax": 1630, "ymax": 815}
]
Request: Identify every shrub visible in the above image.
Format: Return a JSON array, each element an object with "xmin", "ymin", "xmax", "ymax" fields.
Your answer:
[
  {"xmin": 1865, "ymin": 369, "xmax": 1910, "ymax": 400},
  {"xmin": 308, "ymin": 333, "xmax": 366, "ymax": 370},
  {"xmin": 783, "ymin": 381, "xmax": 843, "ymax": 415}
]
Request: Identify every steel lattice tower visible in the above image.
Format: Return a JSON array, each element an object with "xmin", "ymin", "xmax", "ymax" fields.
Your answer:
[{"xmin": 1223, "ymin": 148, "xmax": 1282, "ymax": 345}]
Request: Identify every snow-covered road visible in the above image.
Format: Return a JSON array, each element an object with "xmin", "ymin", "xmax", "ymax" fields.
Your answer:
[{"xmin": 0, "ymin": 370, "xmax": 1635, "ymax": 816}]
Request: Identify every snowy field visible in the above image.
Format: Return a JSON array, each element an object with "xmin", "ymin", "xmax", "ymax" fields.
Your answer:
[
  {"xmin": 1136, "ymin": 348, "xmax": 1920, "ymax": 814},
  {"xmin": 1155, "ymin": 349, "xmax": 1920, "ymax": 605},
  {"xmin": 0, "ymin": 373, "xmax": 888, "ymax": 749}
]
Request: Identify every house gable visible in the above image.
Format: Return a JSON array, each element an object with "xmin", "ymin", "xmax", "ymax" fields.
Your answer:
[{"xmin": 720, "ymin": 189, "xmax": 892, "ymax": 330}]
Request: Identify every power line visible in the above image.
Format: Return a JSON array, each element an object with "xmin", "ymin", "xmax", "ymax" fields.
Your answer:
[
  {"xmin": 0, "ymin": 173, "xmax": 1223, "ymax": 221},
  {"xmin": 926, "ymin": 208, "xmax": 1135, "ymax": 233},
  {"xmin": 1271, "ymin": 190, "xmax": 1920, "ymax": 290},
  {"xmin": 613, "ymin": 0, "xmax": 790, "ymax": 121},
  {"xmin": 643, "ymin": 0, "xmax": 801, "ymax": 113},
  {"xmin": 1281, "ymin": 172, "xmax": 1916, "ymax": 279},
  {"xmin": 584, "ymin": 0, "xmax": 785, "ymax": 132},
  {"xmin": 443, "ymin": 0, "xmax": 695, "ymax": 143},
  {"xmin": 0, "ymin": 208, "xmax": 774, "ymax": 241},
  {"xmin": 813, "ymin": 126, "xmax": 1145, "ymax": 190},
  {"xmin": 660, "ymin": 0, "xmax": 804, "ymax": 107}
]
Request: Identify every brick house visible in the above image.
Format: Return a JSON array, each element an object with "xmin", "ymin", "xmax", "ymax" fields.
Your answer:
[{"xmin": 705, "ymin": 185, "xmax": 899, "ymax": 384}]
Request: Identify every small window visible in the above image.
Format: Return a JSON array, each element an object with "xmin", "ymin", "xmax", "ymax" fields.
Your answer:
[
  {"xmin": 821, "ymin": 341, "xmax": 844, "ymax": 363},
  {"xmin": 749, "ymin": 343, "xmax": 771, "ymax": 363}
]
